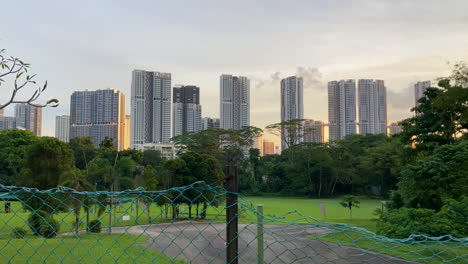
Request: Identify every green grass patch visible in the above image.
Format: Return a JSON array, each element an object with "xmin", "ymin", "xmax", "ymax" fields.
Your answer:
[
  {"xmin": 318, "ymin": 230, "xmax": 468, "ymax": 264},
  {"xmin": 0, "ymin": 233, "xmax": 186, "ymax": 263}
]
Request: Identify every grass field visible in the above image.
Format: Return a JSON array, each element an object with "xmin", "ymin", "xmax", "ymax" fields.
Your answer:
[
  {"xmin": 240, "ymin": 196, "xmax": 382, "ymax": 231},
  {"xmin": 0, "ymin": 196, "xmax": 465, "ymax": 264},
  {"xmin": 0, "ymin": 234, "xmax": 185, "ymax": 263}
]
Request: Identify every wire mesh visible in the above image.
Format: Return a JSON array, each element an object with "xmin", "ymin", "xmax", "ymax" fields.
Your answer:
[{"xmin": 0, "ymin": 182, "xmax": 466, "ymax": 263}]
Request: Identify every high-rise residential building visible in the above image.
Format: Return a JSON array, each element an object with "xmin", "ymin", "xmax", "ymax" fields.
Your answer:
[
  {"xmin": 220, "ymin": 74, "xmax": 250, "ymax": 130},
  {"xmin": 263, "ymin": 141, "xmax": 275, "ymax": 156},
  {"xmin": 358, "ymin": 79, "xmax": 387, "ymax": 135},
  {"xmin": 328, "ymin": 80, "xmax": 357, "ymax": 141},
  {"xmin": 173, "ymin": 85, "xmax": 202, "ymax": 137},
  {"xmin": 14, "ymin": 104, "xmax": 42, "ymax": 136},
  {"xmin": 389, "ymin": 122, "xmax": 403, "ymax": 135},
  {"xmin": 414, "ymin": 81, "xmax": 431, "ymax": 109},
  {"xmin": 280, "ymin": 76, "xmax": 304, "ymax": 150},
  {"xmin": 70, "ymin": 89, "xmax": 125, "ymax": 150},
  {"xmin": 202, "ymin": 117, "xmax": 220, "ymax": 130},
  {"xmin": 124, "ymin": 115, "xmax": 131, "ymax": 150},
  {"xmin": 0, "ymin": 116, "xmax": 16, "ymax": 130},
  {"xmin": 303, "ymin": 120, "xmax": 324, "ymax": 143},
  {"xmin": 131, "ymin": 70, "xmax": 172, "ymax": 147},
  {"xmin": 55, "ymin": 115, "xmax": 70, "ymax": 142}
]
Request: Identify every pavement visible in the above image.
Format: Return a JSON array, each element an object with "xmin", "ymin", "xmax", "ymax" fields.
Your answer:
[{"xmin": 112, "ymin": 222, "xmax": 415, "ymax": 264}]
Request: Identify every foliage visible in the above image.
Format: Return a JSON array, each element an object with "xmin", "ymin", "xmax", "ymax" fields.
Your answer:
[
  {"xmin": 12, "ymin": 227, "xmax": 26, "ymax": 239},
  {"xmin": 143, "ymin": 150, "xmax": 164, "ymax": 168},
  {"xmin": 398, "ymin": 140, "xmax": 468, "ymax": 210},
  {"xmin": 27, "ymin": 210, "xmax": 60, "ymax": 238},
  {"xmin": 0, "ymin": 129, "xmax": 37, "ymax": 185},
  {"xmin": 38, "ymin": 217, "xmax": 60, "ymax": 238},
  {"xmin": 265, "ymin": 119, "xmax": 307, "ymax": 149},
  {"xmin": 16, "ymin": 137, "xmax": 75, "ymax": 214},
  {"xmin": 69, "ymin": 137, "xmax": 96, "ymax": 170},
  {"xmin": 88, "ymin": 220, "xmax": 102, "ymax": 233}
]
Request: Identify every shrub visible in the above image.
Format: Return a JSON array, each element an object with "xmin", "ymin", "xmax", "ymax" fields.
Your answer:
[
  {"xmin": 38, "ymin": 217, "xmax": 60, "ymax": 238},
  {"xmin": 27, "ymin": 211, "xmax": 48, "ymax": 236},
  {"xmin": 377, "ymin": 197, "xmax": 468, "ymax": 238},
  {"xmin": 88, "ymin": 220, "xmax": 101, "ymax": 233},
  {"xmin": 27, "ymin": 211, "xmax": 60, "ymax": 238},
  {"xmin": 12, "ymin": 227, "xmax": 26, "ymax": 239}
]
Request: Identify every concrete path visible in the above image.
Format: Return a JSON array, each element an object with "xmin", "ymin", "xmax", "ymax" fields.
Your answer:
[{"xmin": 113, "ymin": 222, "xmax": 415, "ymax": 264}]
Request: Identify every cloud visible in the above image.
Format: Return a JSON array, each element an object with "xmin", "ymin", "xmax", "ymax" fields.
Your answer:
[
  {"xmin": 386, "ymin": 84, "xmax": 414, "ymax": 111},
  {"xmin": 253, "ymin": 66, "xmax": 324, "ymax": 90},
  {"xmin": 295, "ymin": 67, "xmax": 323, "ymax": 90}
]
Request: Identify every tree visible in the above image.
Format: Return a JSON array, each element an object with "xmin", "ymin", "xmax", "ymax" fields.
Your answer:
[
  {"xmin": 340, "ymin": 195, "xmax": 360, "ymax": 221},
  {"xmin": 143, "ymin": 150, "xmax": 164, "ymax": 168},
  {"xmin": 135, "ymin": 165, "xmax": 159, "ymax": 223},
  {"xmin": 59, "ymin": 169, "xmax": 93, "ymax": 235},
  {"xmin": 69, "ymin": 137, "xmax": 96, "ymax": 171},
  {"xmin": 398, "ymin": 140, "xmax": 468, "ymax": 210},
  {"xmin": 16, "ymin": 137, "xmax": 75, "ymax": 216},
  {"xmin": 0, "ymin": 49, "xmax": 57, "ymax": 110},
  {"xmin": 400, "ymin": 72, "xmax": 468, "ymax": 151},
  {"xmin": 266, "ymin": 119, "xmax": 312, "ymax": 149},
  {"xmin": 119, "ymin": 149, "xmax": 143, "ymax": 165},
  {"xmin": 358, "ymin": 138, "xmax": 403, "ymax": 196},
  {"xmin": 0, "ymin": 129, "xmax": 37, "ymax": 185},
  {"xmin": 99, "ymin": 136, "xmax": 115, "ymax": 151}
]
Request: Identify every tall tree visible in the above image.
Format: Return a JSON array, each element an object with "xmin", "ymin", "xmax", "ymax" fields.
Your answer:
[
  {"xmin": 0, "ymin": 129, "xmax": 37, "ymax": 185},
  {"xmin": 16, "ymin": 137, "xmax": 75, "ymax": 214},
  {"xmin": 69, "ymin": 137, "xmax": 96, "ymax": 171}
]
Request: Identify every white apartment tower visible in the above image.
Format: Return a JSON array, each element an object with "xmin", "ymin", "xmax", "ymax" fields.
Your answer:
[
  {"xmin": 131, "ymin": 70, "xmax": 172, "ymax": 147},
  {"xmin": 358, "ymin": 79, "xmax": 387, "ymax": 135},
  {"xmin": 220, "ymin": 74, "xmax": 250, "ymax": 130},
  {"xmin": 55, "ymin": 115, "xmax": 70, "ymax": 142},
  {"xmin": 328, "ymin": 80, "xmax": 357, "ymax": 141},
  {"xmin": 280, "ymin": 76, "xmax": 304, "ymax": 150},
  {"xmin": 414, "ymin": 81, "xmax": 431, "ymax": 109},
  {"xmin": 172, "ymin": 85, "xmax": 202, "ymax": 137}
]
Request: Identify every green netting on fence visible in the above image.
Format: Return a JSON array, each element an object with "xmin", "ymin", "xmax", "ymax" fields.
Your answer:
[{"xmin": 0, "ymin": 181, "xmax": 466, "ymax": 264}]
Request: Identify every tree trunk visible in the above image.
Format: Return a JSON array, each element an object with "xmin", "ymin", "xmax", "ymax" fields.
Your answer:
[
  {"xmin": 136, "ymin": 200, "xmax": 139, "ymax": 222},
  {"xmin": 202, "ymin": 202, "xmax": 207, "ymax": 219},
  {"xmin": 189, "ymin": 205, "xmax": 192, "ymax": 219},
  {"xmin": 331, "ymin": 178, "xmax": 338, "ymax": 195},
  {"xmin": 318, "ymin": 167, "xmax": 322, "ymax": 198},
  {"xmin": 75, "ymin": 204, "xmax": 80, "ymax": 235},
  {"xmin": 86, "ymin": 207, "xmax": 89, "ymax": 233},
  {"xmin": 148, "ymin": 202, "xmax": 152, "ymax": 224},
  {"xmin": 196, "ymin": 203, "xmax": 199, "ymax": 218}
]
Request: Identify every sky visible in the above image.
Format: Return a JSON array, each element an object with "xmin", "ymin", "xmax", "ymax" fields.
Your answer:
[{"xmin": 1, "ymin": 0, "xmax": 468, "ymax": 141}]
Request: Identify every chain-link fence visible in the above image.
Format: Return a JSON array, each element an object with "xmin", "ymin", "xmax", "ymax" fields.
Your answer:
[{"xmin": 0, "ymin": 181, "xmax": 466, "ymax": 263}]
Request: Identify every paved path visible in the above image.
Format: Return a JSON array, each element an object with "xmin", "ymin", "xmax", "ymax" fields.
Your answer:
[{"xmin": 113, "ymin": 222, "xmax": 415, "ymax": 264}]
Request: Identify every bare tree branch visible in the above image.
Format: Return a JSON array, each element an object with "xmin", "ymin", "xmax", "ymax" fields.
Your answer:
[{"xmin": 0, "ymin": 49, "xmax": 58, "ymax": 110}]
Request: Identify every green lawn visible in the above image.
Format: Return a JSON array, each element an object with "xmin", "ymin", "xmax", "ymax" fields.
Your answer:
[
  {"xmin": 0, "ymin": 196, "xmax": 465, "ymax": 264},
  {"xmin": 318, "ymin": 230, "xmax": 468, "ymax": 264},
  {"xmin": 239, "ymin": 196, "xmax": 382, "ymax": 231},
  {"xmin": 0, "ymin": 233, "xmax": 186, "ymax": 263}
]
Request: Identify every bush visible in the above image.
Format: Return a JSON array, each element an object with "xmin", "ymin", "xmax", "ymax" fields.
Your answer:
[
  {"xmin": 88, "ymin": 220, "xmax": 101, "ymax": 233},
  {"xmin": 27, "ymin": 211, "xmax": 48, "ymax": 236},
  {"xmin": 12, "ymin": 227, "xmax": 26, "ymax": 238},
  {"xmin": 27, "ymin": 211, "xmax": 60, "ymax": 238},
  {"xmin": 39, "ymin": 217, "xmax": 60, "ymax": 238},
  {"xmin": 377, "ymin": 197, "xmax": 468, "ymax": 238}
]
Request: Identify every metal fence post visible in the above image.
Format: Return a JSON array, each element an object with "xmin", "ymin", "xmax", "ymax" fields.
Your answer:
[
  {"xmin": 226, "ymin": 165, "xmax": 238, "ymax": 264},
  {"xmin": 257, "ymin": 204, "xmax": 264, "ymax": 264}
]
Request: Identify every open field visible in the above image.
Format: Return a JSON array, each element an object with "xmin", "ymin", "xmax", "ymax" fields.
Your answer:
[{"xmin": 0, "ymin": 233, "xmax": 185, "ymax": 264}]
